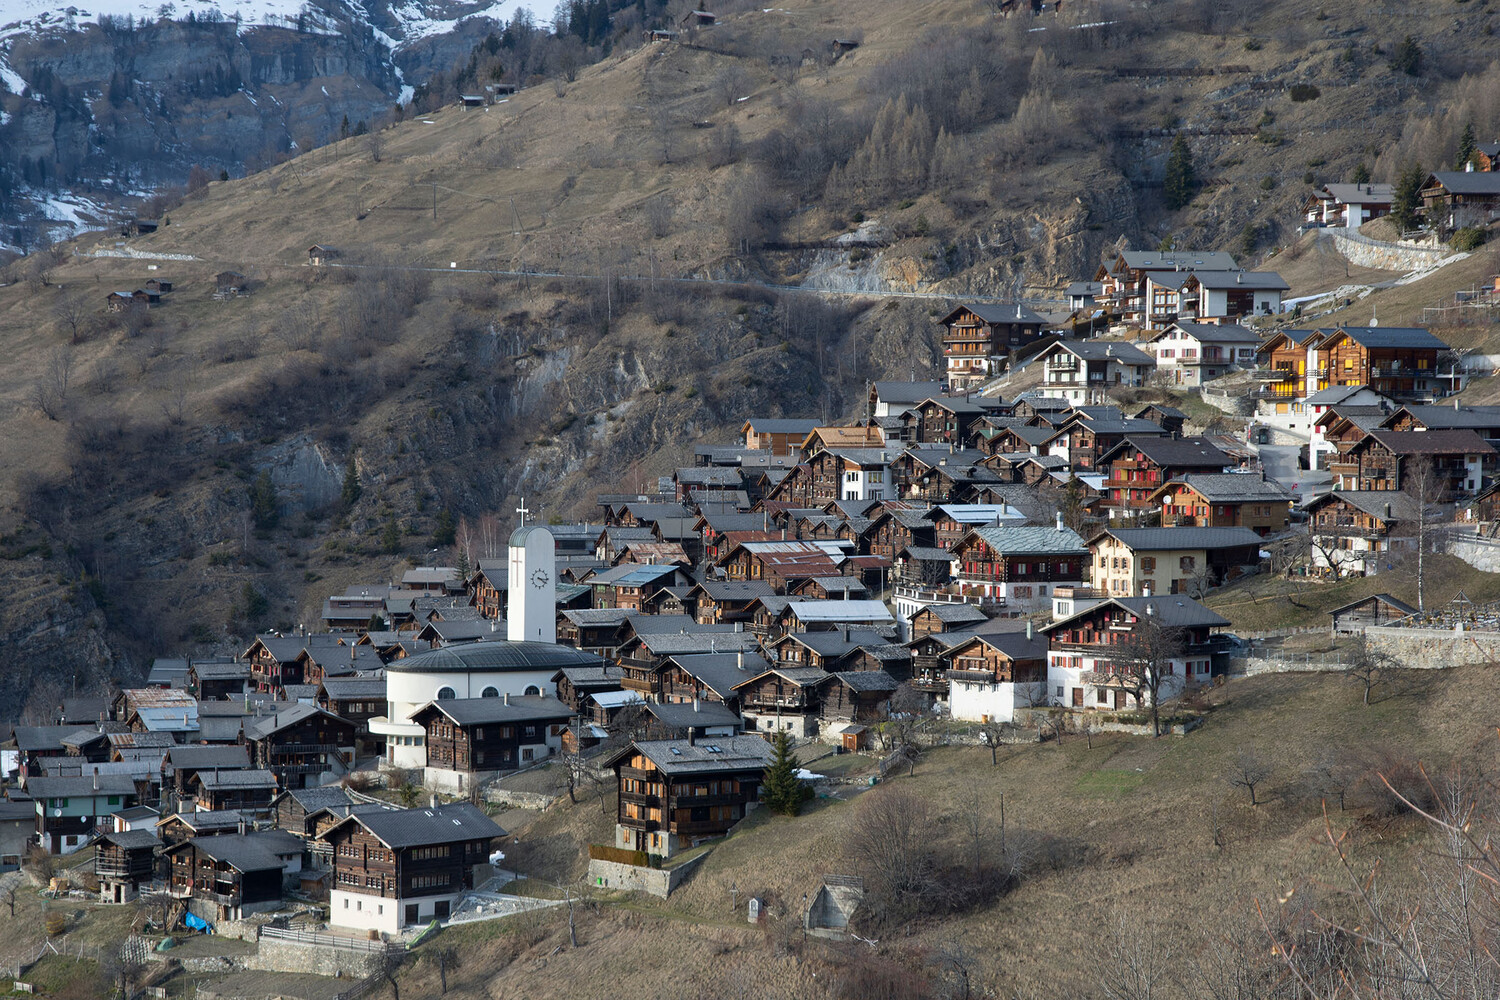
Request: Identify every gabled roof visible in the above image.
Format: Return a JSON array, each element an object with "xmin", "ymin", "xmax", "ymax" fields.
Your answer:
[
  {"xmin": 1303, "ymin": 490, "xmax": 1422, "ymax": 521},
  {"xmin": 1315, "ymin": 326, "xmax": 1449, "ymax": 351},
  {"xmin": 821, "ymin": 669, "xmax": 899, "ymax": 694},
  {"xmin": 1041, "ymin": 595, "xmax": 1230, "ymax": 633},
  {"xmin": 785, "ymin": 600, "xmax": 894, "ymax": 624},
  {"xmin": 410, "ymin": 695, "xmax": 573, "ymax": 727},
  {"xmin": 1383, "ymin": 405, "xmax": 1500, "ymax": 432},
  {"xmin": 97, "ymin": 829, "xmax": 162, "ymax": 851},
  {"xmin": 945, "ymin": 629, "xmax": 1049, "ymax": 661},
  {"xmin": 602, "ymin": 735, "xmax": 774, "ymax": 775},
  {"xmin": 644, "ymin": 700, "xmax": 742, "ymax": 730},
  {"xmin": 940, "ymin": 303, "xmax": 1050, "ymax": 326},
  {"xmin": 1424, "ymin": 171, "xmax": 1500, "ymax": 196},
  {"xmin": 742, "ymin": 418, "xmax": 821, "ymax": 434},
  {"xmin": 167, "ymin": 745, "xmax": 251, "ymax": 770},
  {"xmin": 24, "ymin": 774, "xmax": 137, "ymax": 797},
  {"xmin": 1304, "ymin": 384, "xmax": 1386, "ymax": 406},
  {"xmin": 1155, "ymin": 321, "xmax": 1264, "ymax": 343},
  {"xmin": 964, "ymin": 525, "xmax": 1088, "ymax": 555},
  {"xmin": 195, "ymin": 768, "xmax": 277, "ymax": 791},
  {"xmin": 1327, "ymin": 593, "xmax": 1417, "ymax": 618},
  {"xmin": 871, "ymin": 381, "xmax": 945, "ymax": 404},
  {"xmin": 1118, "ymin": 251, "xmax": 1239, "ymax": 271},
  {"xmin": 1098, "ymin": 435, "xmax": 1232, "ymax": 469},
  {"xmin": 156, "ymin": 809, "xmax": 248, "ymax": 833},
  {"xmin": 1187, "ymin": 271, "xmax": 1289, "ymax": 291},
  {"xmin": 1318, "ymin": 182, "xmax": 1394, "ymax": 204},
  {"xmin": 731, "ymin": 666, "xmax": 828, "ymax": 691},
  {"xmin": 911, "ymin": 603, "xmax": 990, "ymax": 625},
  {"xmin": 322, "ymin": 801, "xmax": 504, "ymax": 850},
  {"xmin": 1048, "ymin": 341, "xmax": 1155, "ymax": 365},
  {"xmin": 272, "ymin": 784, "xmax": 355, "ymax": 814},
  {"xmin": 1363, "ymin": 428, "xmax": 1494, "ymax": 456},
  {"xmin": 1090, "ymin": 526, "xmax": 1264, "ymax": 551},
  {"xmin": 1151, "ymin": 474, "xmax": 1294, "ymax": 504},
  {"xmin": 172, "ymin": 832, "xmax": 299, "ymax": 872},
  {"xmin": 243, "ymin": 703, "xmax": 352, "ymax": 742},
  {"xmin": 319, "ymin": 677, "xmax": 389, "ymax": 700},
  {"xmin": 665, "ymin": 652, "xmax": 768, "ymax": 699}
]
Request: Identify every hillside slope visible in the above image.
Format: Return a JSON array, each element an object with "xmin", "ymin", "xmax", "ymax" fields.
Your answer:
[{"xmin": 0, "ymin": 0, "xmax": 1497, "ymax": 710}]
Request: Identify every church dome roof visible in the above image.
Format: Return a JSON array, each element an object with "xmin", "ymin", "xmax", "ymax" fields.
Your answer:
[{"xmin": 390, "ymin": 641, "xmax": 599, "ymax": 675}]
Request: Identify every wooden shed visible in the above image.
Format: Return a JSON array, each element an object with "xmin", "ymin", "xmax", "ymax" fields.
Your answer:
[{"xmin": 1329, "ymin": 593, "xmax": 1417, "ymax": 634}]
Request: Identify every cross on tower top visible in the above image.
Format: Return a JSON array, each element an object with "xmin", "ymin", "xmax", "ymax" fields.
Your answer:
[{"xmin": 516, "ymin": 498, "xmax": 531, "ymax": 528}]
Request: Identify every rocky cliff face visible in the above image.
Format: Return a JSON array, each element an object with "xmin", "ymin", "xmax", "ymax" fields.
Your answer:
[{"xmin": 0, "ymin": 1, "xmax": 502, "ymax": 249}]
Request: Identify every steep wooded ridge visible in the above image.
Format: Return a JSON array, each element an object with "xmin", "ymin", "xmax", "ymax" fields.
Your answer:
[{"xmin": 0, "ymin": 0, "xmax": 1497, "ymax": 715}]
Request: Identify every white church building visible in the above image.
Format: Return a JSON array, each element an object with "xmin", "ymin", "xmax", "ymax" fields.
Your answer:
[{"xmin": 368, "ymin": 524, "xmax": 605, "ymax": 770}]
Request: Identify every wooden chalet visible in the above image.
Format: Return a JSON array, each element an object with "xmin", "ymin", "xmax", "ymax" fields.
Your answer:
[
  {"xmin": 154, "ymin": 809, "xmax": 248, "ymax": 849},
  {"xmin": 189, "ymin": 660, "xmax": 251, "ymax": 700},
  {"xmin": 1330, "ymin": 593, "xmax": 1418, "ymax": 634},
  {"xmin": 1332, "ymin": 429, "xmax": 1494, "ymax": 494},
  {"xmin": 551, "ymin": 663, "xmax": 625, "ymax": 714},
  {"xmin": 605, "ymin": 736, "xmax": 772, "ymax": 858},
  {"xmin": 944, "ymin": 629, "xmax": 1049, "ymax": 723},
  {"xmin": 192, "ymin": 769, "xmax": 278, "ymax": 814},
  {"xmin": 243, "ymin": 704, "xmax": 357, "ymax": 790},
  {"xmin": 317, "ymin": 677, "xmax": 388, "ymax": 748},
  {"xmin": 732, "ymin": 666, "xmax": 826, "ymax": 736},
  {"xmin": 1098, "ymin": 436, "xmax": 1232, "ymax": 513},
  {"xmin": 96, "ymin": 828, "xmax": 162, "ymax": 903},
  {"xmin": 908, "ymin": 602, "xmax": 990, "ymax": 638},
  {"xmin": 166, "ymin": 832, "xmax": 294, "ymax": 920},
  {"xmin": 947, "ymin": 524, "xmax": 1089, "ymax": 605},
  {"xmin": 410, "ymin": 695, "xmax": 572, "ymax": 782},
  {"xmin": 688, "ymin": 580, "xmax": 775, "ymax": 625},
  {"xmin": 939, "ymin": 304, "xmax": 1049, "ymax": 390},
  {"xmin": 815, "ymin": 670, "xmax": 898, "ymax": 725},
  {"xmin": 320, "ymin": 801, "xmax": 503, "ymax": 931},
  {"xmin": 165, "ymin": 743, "xmax": 252, "ymax": 801},
  {"xmin": 1149, "ymin": 474, "xmax": 1294, "ymax": 535},
  {"xmin": 1421, "ymin": 171, "xmax": 1500, "ymax": 229},
  {"xmin": 1304, "ymin": 490, "xmax": 1422, "ymax": 577},
  {"xmin": 657, "ymin": 651, "xmax": 768, "ymax": 709},
  {"xmin": 465, "ymin": 560, "xmax": 507, "ymax": 620}
]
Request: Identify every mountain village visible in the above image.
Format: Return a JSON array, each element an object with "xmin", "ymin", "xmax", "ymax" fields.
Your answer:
[{"xmin": 3, "ymin": 0, "xmax": 1500, "ymax": 992}]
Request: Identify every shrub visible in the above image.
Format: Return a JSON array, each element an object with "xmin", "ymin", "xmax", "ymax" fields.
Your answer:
[
  {"xmin": 1289, "ymin": 84, "xmax": 1321, "ymax": 102},
  {"xmin": 1243, "ymin": 38, "xmax": 1263, "ymax": 51},
  {"xmin": 1450, "ymin": 227, "xmax": 1486, "ymax": 252}
]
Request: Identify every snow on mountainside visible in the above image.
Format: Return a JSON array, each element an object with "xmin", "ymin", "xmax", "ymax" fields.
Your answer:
[{"xmin": 0, "ymin": 0, "xmax": 536, "ymax": 94}]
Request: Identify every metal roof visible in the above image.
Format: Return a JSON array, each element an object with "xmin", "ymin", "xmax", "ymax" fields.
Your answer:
[
  {"xmin": 603, "ymin": 735, "xmax": 774, "ymax": 776},
  {"xmin": 324, "ymin": 801, "xmax": 505, "ymax": 850},
  {"xmin": 786, "ymin": 600, "xmax": 893, "ymax": 623},
  {"xmin": 968, "ymin": 525, "xmax": 1088, "ymax": 555},
  {"xmin": 390, "ymin": 641, "xmax": 602, "ymax": 675}
]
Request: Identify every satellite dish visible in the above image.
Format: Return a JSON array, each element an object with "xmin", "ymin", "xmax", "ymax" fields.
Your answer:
[{"xmin": 53, "ymin": 808, "xmax": 63, "ymax": 818}]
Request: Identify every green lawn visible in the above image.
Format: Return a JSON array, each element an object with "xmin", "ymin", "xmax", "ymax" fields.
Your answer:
[{"xmin": 1073, "ymin": 768, "xmax": 1148, "ymax": 798}]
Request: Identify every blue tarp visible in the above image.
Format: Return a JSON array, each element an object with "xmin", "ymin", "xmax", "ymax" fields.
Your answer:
[{"xmin": 183, "ymin": 911, "xmax": 213, "ymax": 934}]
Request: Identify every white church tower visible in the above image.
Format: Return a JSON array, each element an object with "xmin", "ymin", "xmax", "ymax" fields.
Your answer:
[{"xmin": 508, "ymin": 502, "xmax": 556, "ymax": 644}]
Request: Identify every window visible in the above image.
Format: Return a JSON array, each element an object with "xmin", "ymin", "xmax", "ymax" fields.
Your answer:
[
  {"xmin": 437, "ymin": 687, "xmax": 457, "ymax": 700},
  {"xmin": 481, "ymin": 687, "xmax": 499, "ymax": 698},
  {"xmin": 524, "ymin": 685, "xmax": 541, "ymax": 696},
  {"xmin": 1179, "ymin": 555, "xmax": 1196, "ymax": 571}
]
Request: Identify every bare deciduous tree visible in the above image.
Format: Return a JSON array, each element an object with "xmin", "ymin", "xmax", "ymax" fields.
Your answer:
[
  {"xmin": 1225, "ymin": 745, "xmax": 1273, "ymax": 807},
  {"xmin": 1107, "ymin": 609, "xmax": 1187, "ymax": 738},
  {"xmin": 844, "ymin": 786, "xmax": 940, "ymax": 918},
  {"xmin": 423, "ymin": 945, "xmax": 459, "ymax": 994},
  {"xmin": 1305, "ymin": 747, "xmax": 1363, "ymax": 812},
  {"xmin": 52, "ymin": 290, "xmax": 91, "ymax": 344},
  {"xmin": 1403, "ymin": 451, "xmax": 1448, "ymax": 613},
  {"xmin": 713, "ymin": 64, "xmax": 750, "ymax": 107},
  {"xmin": 31, "ymin": 347, "xmax": 73, "ymax": 420},
  {"xmin": 1099, "ymin": 916, "xmax": 1168, "ymax": 1000},
  {"xmin": 1343, "ymin": 635, "xmax": 1396, "ymax": 706}
]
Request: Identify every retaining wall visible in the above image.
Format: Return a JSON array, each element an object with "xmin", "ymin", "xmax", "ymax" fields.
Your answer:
[
  {"xmin": 587, "ymin": 851, "xmax": 708, "ymax": 899},
  {"xmin": 1448, "ymin": 537, "xmax": 1500, "ymax": 574},
  {"xmin": 1232, "ymin": 627, "xmax": 1500, "ymax": 675},
  {"xmin": 245, "ymin": 937, "xmax": 387, "ymax": 979},
  {"xmin": 1324, "ymin": 231, "xmax": 1453, "ymax": 271},
  {"xmin": 482, "ymin": 788, "xmax": 559, "ymax": 810}
]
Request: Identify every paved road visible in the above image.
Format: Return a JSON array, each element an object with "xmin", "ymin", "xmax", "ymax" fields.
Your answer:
[{"xmin": 1256, "ymin": 444, "xmax": 1331, "ymax": 502}]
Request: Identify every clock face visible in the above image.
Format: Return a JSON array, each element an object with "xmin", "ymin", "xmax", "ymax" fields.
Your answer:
[{"xmin": 530, "ymin": 569, "xmax": 551, "ymax": 589}]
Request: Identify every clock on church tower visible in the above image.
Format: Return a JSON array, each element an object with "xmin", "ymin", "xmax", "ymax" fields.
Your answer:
[{"xmin": 508, "ymin": 521, "xmax": 557, "ymax": 644}]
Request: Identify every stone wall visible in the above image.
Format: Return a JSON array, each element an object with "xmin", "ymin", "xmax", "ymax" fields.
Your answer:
[
  {"xmin": 1324, "ymin": 231, "xmax": 1455, "ymax": 271},
  {"xmin": 1448, "ymin": 537, "xmax": 1500, "ymax": 574},
  {"xmin": 482, "ymin": 788, "xmax": 559, "ymax": 811},
  {"xmin": 1364, "ymin": 626, "xmax": 1500, "ymax": 668},
  {"xmin": 586, "ymin": 852, "xmax": 708, "ymax": 899},
  {"xmin": 245, "ymin": 937, "xmax": 388, "ymax": 979},
  {"xmin": 1200, "ymin": 388, "xmax": 1256, "ymax": 417}
]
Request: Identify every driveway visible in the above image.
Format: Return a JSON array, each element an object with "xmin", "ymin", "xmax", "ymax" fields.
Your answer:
[{"xmin": 1255, "ymin": 445, "xmax": 1331, "ymax": 503}]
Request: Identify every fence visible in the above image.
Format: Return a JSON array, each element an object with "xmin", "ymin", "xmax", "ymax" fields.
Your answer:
[
  {"xmin": 3, "ymin": 936, "xmax": 104, "ymax": 979},
  {"xmin": 258, "ymin": 926, "xmax": 400, "ymax": 953},
  {"xmin": 331, "ymin": 968, "xmax": 388, "ymax": 1000}
]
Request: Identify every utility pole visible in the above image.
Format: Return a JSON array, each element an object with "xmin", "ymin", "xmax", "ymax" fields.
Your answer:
[{"xmin": 432, "ymin": 182, "xmax": 438, "ymax": 222}]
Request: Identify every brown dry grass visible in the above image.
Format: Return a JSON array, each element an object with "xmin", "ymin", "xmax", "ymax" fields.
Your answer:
[{"xmin": 389, "ymin": 667, "xmax": 1500, "ymax": 998}]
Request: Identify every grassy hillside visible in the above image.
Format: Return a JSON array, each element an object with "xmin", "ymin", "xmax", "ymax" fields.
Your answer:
[
  {"xmin": 0, "ymin": 0, "xmax": 1498, "ymax": 706},
  {"xmin": 396, "ymin": 667, "xmax": 1500, "ymax": 999}
]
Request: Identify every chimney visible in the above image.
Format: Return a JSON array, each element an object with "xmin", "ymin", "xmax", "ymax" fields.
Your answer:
[
  {"xmin": 93, "ymin": 771, "xmax": 99, "ymax": 791},
  {"xmin": 1026, "ymin": 619, "xmax": 1034, "ymax": 640},
  {"xmin": 844, "ymin": 628, "xmax": 851, "ymax": 642},
  {"xmin": 687, "ymin": 728, "xmax": 696, "ymax": 746},
  {"xmin": 737, "ymin": 650, "xmax": 745, "ymax": 670},
  {"xmin": 429, "ymin": 793, "xmax": 440, "ymax": 809},
  {"xmin": 504, "ymin": 691, "xmax": 511, "ymax": 705},
  {"xmin": 238, "ymin": 817, "xmax": 247, "ymax": 836},
  {"xmin": 693, "ymin": 698, "xmax": 700, "ymax": 713},
  {"xmin": 1236, "ymin": 273, "xmax": 1242, "ymax": 284},
  {"xmin": 1056, "ymin": 512, "xmax": 1064, "ymax": 531},
  {"xmin": 1385, "ymin": 502, "xmax": 1392, "ymax": 519},
  {"xmin": 1142, "ymin": 582, "xmax": 1152, "ymax": 597}
]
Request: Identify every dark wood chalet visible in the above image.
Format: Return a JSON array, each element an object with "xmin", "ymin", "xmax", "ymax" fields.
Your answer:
[
  {"xmin": 731, "ymin": 666, "xmax": 826, "ymax": 735},
  {"xmin": 1334, "ymin": 429, "xmax": 1493, "ymax": 495},
  {"xmin": 908, "ymin": 603, "xmax": 991, "ymax": 638},
  {"xmin": 192, "ymin": 769, "xmax": 278, "ymax": 814},
  {"xmin": 815, "ymin": 670, "xmax": 898, "ymax": 724},
  {"xmin": 604, "ymin": 736, "xmax": 773, "ymax": 858},
  {"xmin": 1099, "ymin": 436, "xmax": 1232, "ymax": 513},
  {"xmin": 552, "ymin": 663, "xmax": 626, "ymax": 714},
  {"xmin": 166, "ymin": 832, "xmax": 296, "ymax": 920},
  {"xmin": 243, "ymin": 704, "xmax": 357, "ymax": 790},
  {"xmin": 320, "ymin": 801, "xmax": 503, "ymax": 931},
  {"xmin": 410, "ymin": 695, "xmax": 572, "ymax": 777},
  {"xmin": 164, "ymin": 744, "xmax": 252, "ymax": 800},
  {"xmin": 96, "ymin": 829, "xmax": 162, "ymax": 903}
]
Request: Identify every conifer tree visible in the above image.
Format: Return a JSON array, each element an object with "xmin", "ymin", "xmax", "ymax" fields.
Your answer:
[
  {"xmin": 762, "ymin": 731, "xmax": 808, "ymax": 816},
  {"xmin": 1351, "ymin": 162, "xmax": 1371, "ymax": 185},
  {"xmin": 1163, "ymin": 136, "xmax": 1196, "ymax": 210},
  {"xmin": 340, "ymin": 449, "xmax": 362, "ymax": 509},
  {"xmin": 1457, "ymin": 122, "xmax": 1477, "ymax": 170}
]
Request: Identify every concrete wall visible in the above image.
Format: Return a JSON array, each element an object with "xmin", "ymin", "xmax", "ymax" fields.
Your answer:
[
  {"xmin": 587, "ymin": 852, "xmax": 708, "ymax": 899},
  {"xmin": 246, "ymin": 936, "xmax": 387, "ymax": 979}
]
